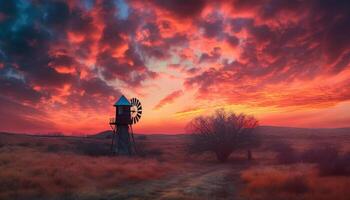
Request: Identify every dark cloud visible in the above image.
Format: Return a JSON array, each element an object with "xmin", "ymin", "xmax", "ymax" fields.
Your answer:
[
  {"xmin": 69, "ymin": 8, "xmax": 95, "ymax": 34},
  {"xmin": 44, "ymin": 1, "xmax": 71, "ymax": 28},
  {"xmin": 49, "ymin": 54, "xmax": 78, "ymax": 68},
  {"xmin": 185, "ymin": 0, "xmax": 350, "ymax": 107},
  {"xmin": 200, "ymin": 18, "xmax": 223, "ymax": 38},
  {"xmin": 259, "ymin": 0, "xmax": 302, "ymax": 19},
  {"xmin": 229, "ymin": 18, "xmax": 254, "ymax": 33},
  {"xmin": 81, "ymin": 78, "xmax": 118, "ymax": 97},
  {"xmin": 0, "ymin": 0, "xmax": 160, "ymax": 133},
  {"xmin": 153, "ymin": 0, "xmax": 207, "ymax": 18},
  {"xmin": 96, "ymin": 46, "xmax": 157, "ymax": 87},
  {"xmin": 0, "ymin": 74, "xmax": 42, "ymax": 104},
  {"xmin": 61, "ymin": 77, "xmax": 122, "ymax": 110},
  {"xmin": 199, "ymin": 47, "xmax": 221, "ymax": 63},
  {"xmin": 226, "ymin": 35, "xmax": 239, "ymax": 47},
  {"xmin": 140, "ymin": 33, "xmax": 188, "ymax": 60},
  {"xmin": 1, "ymin": 0, "xmax": 350, "ymax": 132},
  {"xmin": 142, "ymin": 22, "xmax": 161, "ymax": 43}
]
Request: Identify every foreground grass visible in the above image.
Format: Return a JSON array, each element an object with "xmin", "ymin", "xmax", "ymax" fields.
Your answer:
[
  {"xmin": 241, "ymin": 163, "xmax": 350, "ymax": 200},
  {"xmin": 1, "ymin": 131, "xmax": 349, "ymax": 200},
  {"xmin": 0, "ymin": 147, "xmax": 175, "ymax": 200}
]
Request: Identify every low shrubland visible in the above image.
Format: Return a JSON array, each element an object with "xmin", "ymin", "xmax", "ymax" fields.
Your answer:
[
  {"xmin": 274, "ymin": 143, "xmax": 350, "ymax": 176},
  {"xmin": 0, "ymin": 144, "xmax": 175, "ymax": 200},
  {"xmin": 241, "ymin": 164, "xmax": 350, "ymax": 200}
]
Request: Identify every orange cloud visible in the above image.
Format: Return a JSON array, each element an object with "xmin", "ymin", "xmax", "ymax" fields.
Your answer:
[
  {"xmin": 1, "ymin": 0, "xmax": 350, "ymax": 135},
  {"xmin": 154, "ymin": 90, "xmax": 184, "ymax": 110}
]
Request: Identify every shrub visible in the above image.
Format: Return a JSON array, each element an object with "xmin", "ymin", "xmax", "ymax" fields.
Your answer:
[
  {"xmin": 35, "ymin": 142, "xmax": 44, "ymax": 147},
  {"xmin": 318, "ymin": 152, "xmax": 350, "ymax": 176},
  {"xmin": 187, "ymin": 109, "xmax": 259, "ymax": 162},
  {"xmin": 301, "ymin": 145, "xmax": 338, "ymax": 164},
  {"xmin": 77, "ymin": 142, "xmax": 110, "ymax": 156},
  {"xmin": 136, "ymin": 142, "xmax": 163, "ymax": 158},
  {"xmin": 280, "ymin": 175, "xmax": 309, "ymax": 193},
  {"xmin": 47, "ymin": 144, "xmax": 60, "ymax": 152},
  {"xmin": 18, "ymin": 142, "xmax": 30, "ymax": 147},
  {"xmin": 275, "ymin": 143, "xmax": 299, "ymax": 164},
  {"xmin": 299, "ymin": 145, "xmax": 350, "ymax": 176}
]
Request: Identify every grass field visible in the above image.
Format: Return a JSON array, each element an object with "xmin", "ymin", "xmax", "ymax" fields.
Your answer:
[{"xmin": 0, "ymin": 126, "xmax": 349, "ymax": 200}]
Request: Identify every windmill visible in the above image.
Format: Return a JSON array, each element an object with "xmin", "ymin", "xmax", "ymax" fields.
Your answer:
[{"xmin": 109, "ymin": 95, "xmax": 142, "ymax": 155}]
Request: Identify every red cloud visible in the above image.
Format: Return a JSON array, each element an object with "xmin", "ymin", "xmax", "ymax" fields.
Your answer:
[
  {"xmin": 1, "ymin": 0, "xmax": 350, "ymax": 134},
  {"xmin": 154, "ymin": 90, "xmax": 184, "ymax": 110}
]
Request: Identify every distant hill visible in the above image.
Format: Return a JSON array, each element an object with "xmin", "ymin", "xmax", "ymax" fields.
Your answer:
[
  {"xmin": 1, "ymin": 126, "xmax": 349, "ymax": 139},
  {"xmin": 90, "ymin": 130, "xmax": 113, "ymax": 139},
  {"xmin": 91, "ymin": 126, "xmax": 350, "ymax": 139}
]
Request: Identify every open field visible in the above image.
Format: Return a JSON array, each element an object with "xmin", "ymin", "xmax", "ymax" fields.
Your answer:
[{"xmin": 0, "ymin": 126, "xmax": 350, "ymax": 200}]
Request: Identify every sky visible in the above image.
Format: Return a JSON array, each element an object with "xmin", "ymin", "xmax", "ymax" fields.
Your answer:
[{"xmin": 0, "ymin": 0, "xmax": 349, "ymax": 135}]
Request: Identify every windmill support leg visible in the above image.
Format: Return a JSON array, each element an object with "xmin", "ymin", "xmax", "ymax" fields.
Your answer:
[
  {"xmin": 130, "ymin": 125, "xmax": 137, "ymax": 155},
  {"xmin": 110, "ymin": 131, "xmax": 115, "ymax": 154},
  {"xmin": 117, "ymin": 125, "xmax": 132, "ymax": 155}
]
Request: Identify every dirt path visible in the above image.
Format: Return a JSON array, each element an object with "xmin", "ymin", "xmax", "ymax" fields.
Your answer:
[{"xmin": 99, "ymin": 163, "xmax": 246, "ymax": 200}]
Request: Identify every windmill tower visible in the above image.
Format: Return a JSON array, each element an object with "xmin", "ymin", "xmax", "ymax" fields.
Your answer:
[{"xmin": 109, "ymin": 95, "xmax": 142, "ymax": 155}]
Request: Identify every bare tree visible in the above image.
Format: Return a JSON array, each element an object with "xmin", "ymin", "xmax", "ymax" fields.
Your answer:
[{"xmin": 187, "ymin": 109, "xmax": 259, "ymax": 162}]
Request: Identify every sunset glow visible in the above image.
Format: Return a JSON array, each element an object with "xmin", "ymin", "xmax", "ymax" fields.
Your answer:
[{"xmin": 0, "ymin": 0, "xmax": 349, "ymax": 134}]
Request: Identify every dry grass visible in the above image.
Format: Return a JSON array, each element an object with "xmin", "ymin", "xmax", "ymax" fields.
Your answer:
[
  {"xmin": 0, "ymin": 129, "xmax": 349, "ymax": 200},
  {"xmin": 241, "ymin": 164, "xmax": 350, "ymax": 200},
  {"xmin": 0, "ymin": 147, "xmax": 175, "ymax": 200},
  {"xmin": 239, "ymin": 131, "xmax": 350, "ymax": 200}
]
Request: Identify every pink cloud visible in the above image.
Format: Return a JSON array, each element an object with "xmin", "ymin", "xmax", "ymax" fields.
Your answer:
[{"xmin": 154, "ymin": 90, "xmax": 184, "ymax": 110}]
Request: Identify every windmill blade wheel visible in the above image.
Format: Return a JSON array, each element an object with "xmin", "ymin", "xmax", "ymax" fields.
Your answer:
[{"xmin": 130, "ymin": 98, "xmax": 142, "ymax": 124}]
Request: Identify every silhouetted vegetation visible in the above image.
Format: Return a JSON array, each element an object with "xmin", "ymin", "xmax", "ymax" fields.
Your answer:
[
  {"xmin": 18, "ymin": 142, "xmax": 30, "ymax": 147},
  {"xmin": 137, "ymin": 142, "xmax": 163, "ymax": 158},
  {"xmin": 274, "ymin": 142, "xmax": 299, "ymax": 164},
  {"xmin": 47, "ymin": 144, "xmax": 60, "ymax": 152},
  {"xmin": 301, "ymin": 145, "xmax": 339, "ymax": 164},
  {"xmin": 317, "ymin": 152, "xmax": 350, "ymax": 176},
  {"xmin": 187, "ymin": 109, "xmax": 260, "ymax": 162},
  {"xmin": 274, "ymin": 144, "xmax": 350, "ymax": 176},
  {"xmin": 281, "ymin": 176, "xmax": 309, "ymax": 193},
  {"xmin": 76, "ymin": 141, "xmax": 110, "ymax": 156},
  {"xmin": 137, "ymin": 135, "xmax": 148, "ymax": 140}
]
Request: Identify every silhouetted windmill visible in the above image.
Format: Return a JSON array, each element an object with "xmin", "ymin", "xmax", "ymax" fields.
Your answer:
[{"xmin": 109, "ymin": 95, "xmax": 142, "ymax": 155}]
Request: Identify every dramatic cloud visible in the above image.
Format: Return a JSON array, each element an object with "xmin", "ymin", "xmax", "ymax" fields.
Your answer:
[
  {"xmin": 152, "ymin": 0, "xmax": 207, "ymax": 19},
  {"xmin": 185, "ymin": 0, "xmax": 350, "ymax": 109},
  {"xmin": 154, "ymin": 90, "xmax": 184, "ymax": 110},
  {"xmin": 0, "ymin": 0, "xmax": 349, "ymax": 134}
]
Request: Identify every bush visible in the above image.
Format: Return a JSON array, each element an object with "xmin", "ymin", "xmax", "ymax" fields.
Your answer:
[
  {"xmin": 281, "ymin": 175, "xmax": 309, "ymax": 193},
  {"xmin": 274, "ymin": 144, "xmax": 350, "ymax": 176},
  {"xmin": 274, "ymin": 143, "xmax": 299, "ymax": 164},
  {"xmin": 77, "ymin": 142, "xmax": 109, "ymax": 156},
  {"xmin": 301, "ymin": 145, "xmax": 338, "ymax": 164},
  {"xmin": 318, "ymin": 152, "xmax": 350, "ymax": 176},
  {"xmin": 18, "ymin": 142, "xmax": 30, "ymax": 147},
  {"xmin": 187, "ymin": 109, "xmax": 259, "ymax": 162},
  {"xmin": 47, "ymin": 144, "xmax": 60, "ymax": 152},
  {"xmin": 136, "ymin": 142, "xmax": 163, "ymax": 158},
  {"xmin": 36, "ymin": 142, "xmax": 44, "ymax": 147}
]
